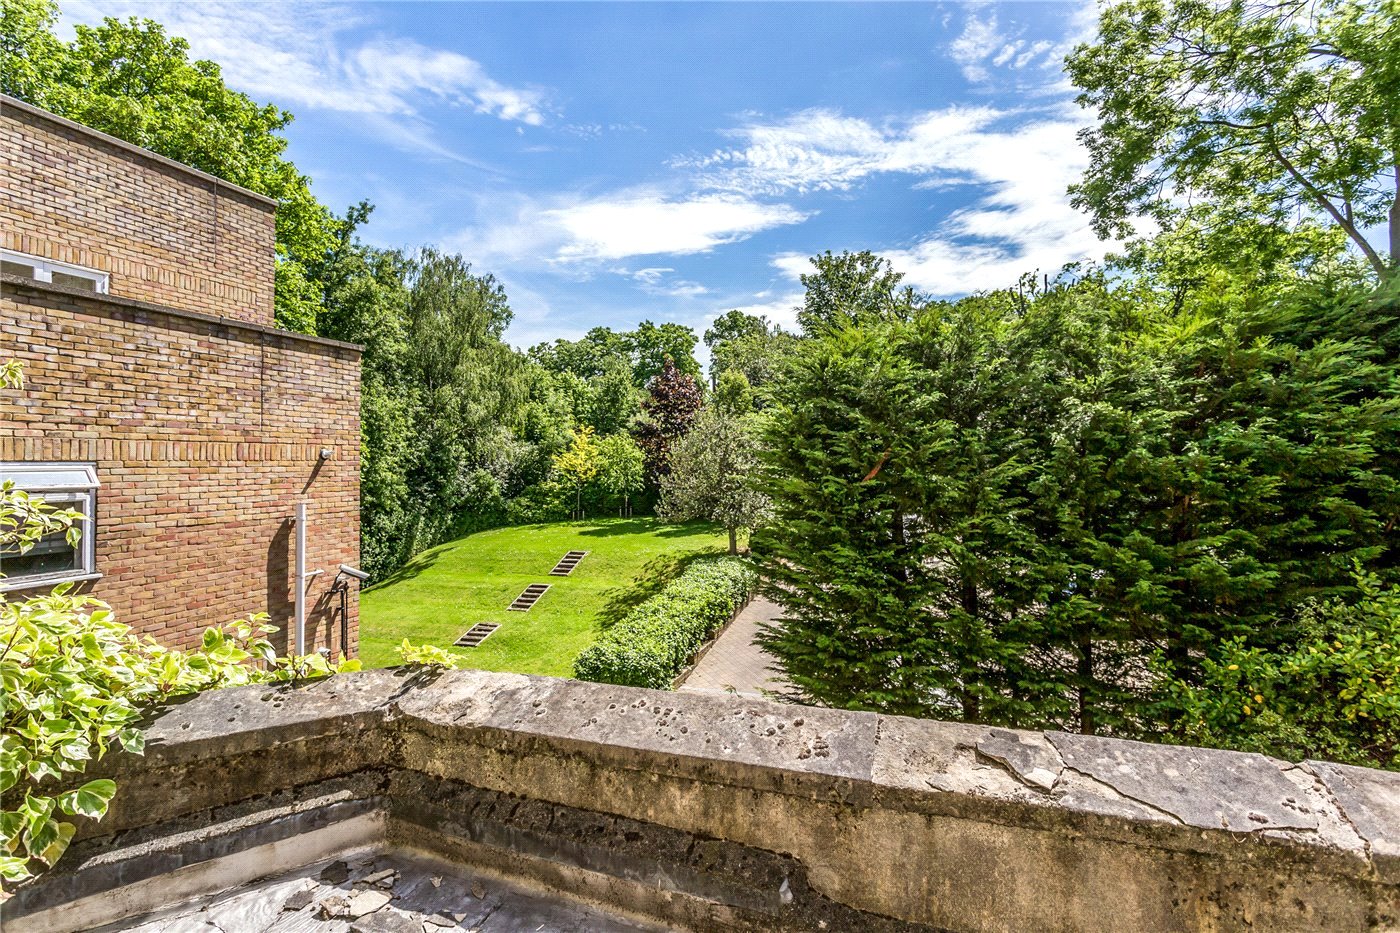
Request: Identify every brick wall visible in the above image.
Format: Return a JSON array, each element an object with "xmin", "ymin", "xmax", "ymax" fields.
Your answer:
[
  {"xmin": 1, "ymin": 96, "xmax": 276, "ymax": 325},
  {"xmin": 0, "ymin": 280, "xmax": 362, "ymax": 656}
]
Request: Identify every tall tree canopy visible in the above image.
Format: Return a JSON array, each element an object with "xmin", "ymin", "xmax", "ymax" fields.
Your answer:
[
  {"xmin": 798, "ymin": 250, "xmax": 919, "ymax": 334},
  {"xmin": 530, "ymin": 322, "xmax": 700, "ymax": 387},
  {"xmin": 1068, "ymin": 0, "xmax": 1400, "ymax": 277},
  {"xmin": 758, "ymin": 245, "xmax": 1400, "ymax": 733}
]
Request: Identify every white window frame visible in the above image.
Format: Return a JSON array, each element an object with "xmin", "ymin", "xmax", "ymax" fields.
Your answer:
[
  {"xmin": 0, "ymin": 463, "xmax": 101, "ymax": 592},
  {"xmin": 0, "ymin": 249, "xmax": 109, "ymax": 294}
]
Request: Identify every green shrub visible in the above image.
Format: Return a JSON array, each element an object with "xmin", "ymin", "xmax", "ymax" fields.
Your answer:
[
  {"xmin": 1166, "ymin": 568, "xmax": 1400, "ymax": 769},
  {"xmin": 573, "ymin": 557, "xmax": 757, "ymax": 689}
]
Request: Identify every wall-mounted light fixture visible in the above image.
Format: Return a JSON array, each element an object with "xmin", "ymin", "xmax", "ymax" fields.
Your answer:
[{"xmin": 319, "ymin": 448, "xmax": 334, "ymax": 460}]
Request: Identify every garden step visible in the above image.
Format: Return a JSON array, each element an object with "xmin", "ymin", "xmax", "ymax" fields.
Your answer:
[
  {"xmin": 454, "ymin": 623, "xmax": 500, "ymax": 647},
  {"xmin": 549, "ymin": 551, "xmax": 589, "ymax": 576},
  {"xmin": 508, "ymin": 583, "xmax": 551, "ymax": 611}
]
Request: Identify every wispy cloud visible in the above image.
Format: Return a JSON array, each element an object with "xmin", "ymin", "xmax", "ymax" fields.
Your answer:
[
  {"xmin": 452, "ymin": 189, "xmax": 809, "ymax": 268},
  {"xmin": 610, "ymin": 267, "xmax": 709, "ymax": 298},
  {"xmin": 703, "ymin": 105, "xmax": 1111, "ymax": 296},
  {"xmin": 675, "ymin": 106, "xmax": 1002, "ymax": 195},
  {"xmin": 947, "ymin": 3, "xmax": 1101, "ymax": 92},
  {"xmin": 61, "ymin": 1, "xmax": 549, "ymax": 158},
  {"xmin": 947, "ymin": 7, "xmax": 1074, "ymax": 84}
]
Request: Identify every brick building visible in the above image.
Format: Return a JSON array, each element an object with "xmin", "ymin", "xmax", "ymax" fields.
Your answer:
[{"xmin": 0, "ymin": 94, "xmax": 363, "ymax": 658}]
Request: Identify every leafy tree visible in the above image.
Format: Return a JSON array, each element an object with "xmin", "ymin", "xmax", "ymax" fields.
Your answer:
[
  {"xmin": 797, "ymin": 250, "xmax": 919, "ymax": 334},
  {"xmin": 596, "ymin": 433, "xmax": 645, "ymax": 516},
  {"xmin": 705, "ymin": 310, "xmax": 800, "ymax": 403},
  {"xmin": 553, "ymin": 426, "xmax": 601, "ymax": 518},
  {"xmin": 704, "ymin": 310, "xmax": 771, "ymax": 354},
  {"xmin": 712, "ymin": 369, "xmax": 755, "ymax": 415},
  {"xmin": 634, "ymin": 356, "xmax": 703, "ymax": 487},
  {"xmin": 530, "ymin": 322, "xmax": 700, "ymax": 388},
  {"xmin": 320, "ymin": 241, "xmax": 563, "ymax": 576},
  {"xmin": 2, "ymin": 1, "xmax": 338, "ymax": 330},
  {"xmin": 582, "ymin": 358, "xmax": 643, "ymax": 436},
  {"xmin": 530, "ymin": 327, "xmax": 631, "ymax": 380},
  {"xmin": 629, "ymin": 321, "xmax": 701, "ymax": 386},
  {"xmin": 1068, "ymin": 0, "xmax": 1400, "ymax": 276},
  {"xmin": 659, "ymin": 408, "xmax": 770, "ymax": 555}
]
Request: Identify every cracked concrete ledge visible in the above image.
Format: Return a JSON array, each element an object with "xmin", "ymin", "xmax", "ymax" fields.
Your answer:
[{"xmin": 7, "ymin": 668, "xmax": 1400, "ymax": 931}]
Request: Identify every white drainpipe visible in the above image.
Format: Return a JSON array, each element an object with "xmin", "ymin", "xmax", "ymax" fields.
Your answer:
[{"xmin": 294, "ymin": 502, "xmax": 306, "ymax": 656}]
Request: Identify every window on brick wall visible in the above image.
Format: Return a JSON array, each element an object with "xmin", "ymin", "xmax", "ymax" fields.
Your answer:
[
  {"xmin": 0, "ymin": 249, "xmax": 108, "ymax": 294},
  {"xmin": 0, "ymin": 464, "xmax": 100, "ymax": 592}
]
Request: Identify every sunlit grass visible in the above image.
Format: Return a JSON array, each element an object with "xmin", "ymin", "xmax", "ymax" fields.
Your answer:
[{"xmin": 358, "ymin": 517, "xmax": 733, "ymax": 675}]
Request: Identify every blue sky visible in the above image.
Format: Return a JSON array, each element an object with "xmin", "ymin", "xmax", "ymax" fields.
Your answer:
[{"xmin": 63, "ymin": 1, "xmax": 1109, "ymax": 353}]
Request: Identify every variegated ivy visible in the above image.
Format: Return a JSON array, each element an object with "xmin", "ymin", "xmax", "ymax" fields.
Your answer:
[{"xmin": 0, "ymin": 361, "xmax": 365, "ymax": 886}]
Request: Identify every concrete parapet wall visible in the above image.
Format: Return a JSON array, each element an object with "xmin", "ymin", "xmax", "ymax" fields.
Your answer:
[{"xmin": 6, "ymin": 669, "xmax": 1399, "ymax": 931}]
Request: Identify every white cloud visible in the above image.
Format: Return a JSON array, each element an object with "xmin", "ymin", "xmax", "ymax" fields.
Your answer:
[
  {"xmin": 452, "ymin": 189, "xmax": 809, "ymax": 268},
  {"xmin": 610, "ymin": 267, "xmax": 710, "ymax": 298},
  {"xmin": 678, "ymin": 106, "xmax": 1006, "ymax": 196},
  {"xmin": 60, "ymin": 2, "xmax": 549, "ymax": 139},
  {"xmin": 947, "ymin": 7, "xmax": 1086, "ymax": 86},
  {"xmin": 714, "ymin": 106, "xmax": 1112, "ymax": 297},
  {"xmin": 949, "ymin": 11, "xmax": 1007, "ymax": 82},
  {"xmin": 549, "ymin": 194, "xmax": 806, "ymax": 262}
]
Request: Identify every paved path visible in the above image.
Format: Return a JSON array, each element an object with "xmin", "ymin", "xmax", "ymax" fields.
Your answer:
[{"xmin": 678, "ymin": 596, "xmax": 789, "ymax": 698}]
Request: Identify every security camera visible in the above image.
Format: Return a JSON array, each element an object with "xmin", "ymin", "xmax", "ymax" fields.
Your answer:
[{"xmin": 338, "ymin": 564, "xmax": 370, "ymax": 582}]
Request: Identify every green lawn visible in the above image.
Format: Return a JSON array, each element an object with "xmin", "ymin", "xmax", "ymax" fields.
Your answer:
[{"xmin": 358, "ymin": 518, "xmax": 734, "ymax": 674}]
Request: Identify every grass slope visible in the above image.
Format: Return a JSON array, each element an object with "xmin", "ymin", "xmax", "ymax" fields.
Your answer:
[{"xmin": 358, "ymin": 518, "xmax": 733, "ymax": 675}]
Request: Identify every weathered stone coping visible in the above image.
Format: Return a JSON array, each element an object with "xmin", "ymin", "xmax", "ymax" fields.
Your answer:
[{"xmin": 8, "ymin": 668, "xmax": 1400, "ymax": 931}]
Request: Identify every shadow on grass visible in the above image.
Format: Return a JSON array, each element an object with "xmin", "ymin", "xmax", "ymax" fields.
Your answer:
[
  {"xmin": 594, "ymin": 547, "xmax": 726, "ymax": 630},
  {"xmin": 364, "ymin": 546, "xmax": 446, "ymax": 593},
  {"xmin": 578, "ymin": 518, "xmax": 722, "ymax": 539}
]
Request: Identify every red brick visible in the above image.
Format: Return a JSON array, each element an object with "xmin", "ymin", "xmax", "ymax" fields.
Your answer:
[{"xmin": 0, "ymin": 97, "xmax": 362, "ymax": 657}]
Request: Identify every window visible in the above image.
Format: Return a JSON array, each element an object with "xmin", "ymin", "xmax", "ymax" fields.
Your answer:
[
  {"xmin": 0, "ymin": 249, "xmax": 108, "ymax": 294},
  {"xmin": 0, "ymin": 463, "xmax": 100, "ymax": 592}
]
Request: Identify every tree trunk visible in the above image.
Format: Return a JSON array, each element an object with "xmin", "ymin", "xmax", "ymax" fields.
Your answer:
[
  {"xmin": 891, "ymin": 509, "xmax": 908, "ymax": 583},
  {"xmin": 728, "ymin": 526, "xmax": 738, "ymax": 555},
  {"xmin": 1078, "ymin": 637, "xmax": 1095, "ymax": 735},
  {"xmin": 958, "ymin": 571, "xmax": 980, "ymax": 721},
  {"xmin": 1389, "ymin": 161, "xmax": 1399, "ymax": 270}
]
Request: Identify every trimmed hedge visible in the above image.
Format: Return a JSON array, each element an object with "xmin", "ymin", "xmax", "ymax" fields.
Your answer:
[{"xmin": 573, "ymin": 557, "xmax": 758, "ymax": 689}]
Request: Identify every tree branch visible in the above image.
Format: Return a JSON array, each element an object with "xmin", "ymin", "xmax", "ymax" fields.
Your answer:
[{"xmin": 1265, "ymin": 133, "xmax": 1386, "ymax": 276}]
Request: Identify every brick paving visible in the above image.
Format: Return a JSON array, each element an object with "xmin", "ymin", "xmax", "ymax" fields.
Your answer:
[{"xmin": 678, "ymin": 596, "xmax": 790, "ymax": 698}]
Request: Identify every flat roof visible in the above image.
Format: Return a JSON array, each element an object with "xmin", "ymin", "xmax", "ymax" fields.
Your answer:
[{"xmin": 1, "ymin": 94, "xmax": 279, "ymax": 211}]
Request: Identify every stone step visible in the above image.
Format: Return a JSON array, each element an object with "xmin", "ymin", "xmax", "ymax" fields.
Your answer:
[
  {"xmin": 549, "ymin": 550, "xmax": 590, "ymax": 576},
  {"xmin": 508, "ymin": 583, "xmax": 551, "ymax": 611},
  {"xmin": 454, "ymin": 623, "xmax": 500, "ymax": 647}
]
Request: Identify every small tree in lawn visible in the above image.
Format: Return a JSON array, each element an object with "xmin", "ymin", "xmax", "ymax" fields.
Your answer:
[
  {"xmin": 658, "ymin": 408, "xmax": 769, "ymax": 555},
  {"xmin": 553, "ymin": 426, "xmax": 600, "ymax": 519},
  {"xmin": 597, "ymin": 433, "xmax": 645, "ymax": 517},
  {"xmin": 634, "ymin": 355, "xmax": 703, "ymax": 486}
]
